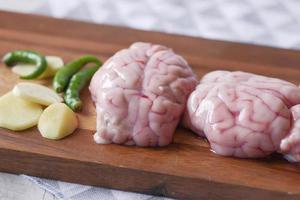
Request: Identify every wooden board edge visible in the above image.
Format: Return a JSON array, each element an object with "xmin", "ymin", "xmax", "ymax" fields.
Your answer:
[{"xmin": 0, "ymin": 148, "xmax": 298, "ymax": 200}]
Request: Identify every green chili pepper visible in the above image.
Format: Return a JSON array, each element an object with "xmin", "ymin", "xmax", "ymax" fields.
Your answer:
[
  {"xmin": 2, "ymin": 50, "xmax": 47, "ymax": 79},
  {"xmin": 53, "ymin": 55, "xmax": 102, "ymax": 93},
  {"xmin": 64, "ymin": 65, "xmax": 100, "ymax": 111}
]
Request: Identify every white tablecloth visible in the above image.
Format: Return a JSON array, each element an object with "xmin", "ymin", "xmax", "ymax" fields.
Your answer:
[{"xmin": 1, "ymin": 0, "xmax": 300, "ymax": 199}]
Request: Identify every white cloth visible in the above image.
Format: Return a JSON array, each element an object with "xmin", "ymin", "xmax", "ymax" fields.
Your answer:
[
  {"xmin": 22, "ymin": 175, "xmax": 164, "ymax": 200},
  {"xmin": 1, "ymin": 0, "xmax": 300, "ymax": 199}
]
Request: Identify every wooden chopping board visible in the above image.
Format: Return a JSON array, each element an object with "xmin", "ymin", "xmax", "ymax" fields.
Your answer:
[{"xmin": 0, "ymin": 11, "xmax": 300, "ymax": 200}]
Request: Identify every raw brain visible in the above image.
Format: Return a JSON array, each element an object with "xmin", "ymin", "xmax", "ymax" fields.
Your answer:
[
  {"xmin": 184, "ymin": 70, "xmax": 300, "ymax": 159},
  {"xmin": 89, "ymin": 42, "xmax": 197, "ymax": 146},
  {"xmin": 280, "ymin": 105, "xmax": 300, "ymax": 162}
]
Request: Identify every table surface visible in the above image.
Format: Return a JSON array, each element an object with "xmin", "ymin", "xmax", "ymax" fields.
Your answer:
[
  {"xmin": 1, "ymin": 0, "xmax": 300, "ymax": 200},
  {"xmin": 0, "ymin": 172, "xmax": 57, "ymax": 200}
]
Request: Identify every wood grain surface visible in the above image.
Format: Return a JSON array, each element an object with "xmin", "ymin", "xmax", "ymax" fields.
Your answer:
[{"xmin": 0, "ymin": 11, "xmax": 300, "ymax": 200}]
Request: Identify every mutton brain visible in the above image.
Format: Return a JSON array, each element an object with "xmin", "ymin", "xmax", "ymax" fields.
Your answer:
[
  {"xmin": 89, "ymin": 42, "xmax": 197, "ymax": 146},
  {"xmin": 184, "ymin": 71, "xmax": 300, "ymax": 158}
]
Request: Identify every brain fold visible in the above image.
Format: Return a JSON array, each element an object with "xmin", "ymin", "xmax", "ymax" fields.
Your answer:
[
  {"xmin": 184, "ymin": 70, "xmax": 300, "ymax": 158},
  {"xmin": 90, "ymin": 42, "xmax": 197, "ymax": 146}
]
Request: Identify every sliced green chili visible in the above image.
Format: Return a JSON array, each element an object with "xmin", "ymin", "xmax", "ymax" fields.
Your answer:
[
  {"xmin": 2, "ymin": 50, "xmax": 47, "ymax": 79},
  {"xmin": 53, "ymin": 55, "xmax": 101, "ymax": 93},
  {"xmin": 64, "ymin": 65, "xmax": 100, "ymax": 111}
]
